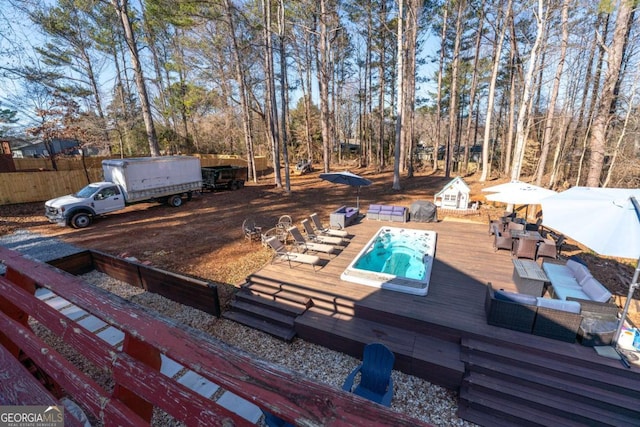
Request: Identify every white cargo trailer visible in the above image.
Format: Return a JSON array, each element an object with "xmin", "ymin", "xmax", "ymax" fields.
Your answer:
[{"xmin": 45, "ymin": 156, "xmax": 202, "ymax": 228}]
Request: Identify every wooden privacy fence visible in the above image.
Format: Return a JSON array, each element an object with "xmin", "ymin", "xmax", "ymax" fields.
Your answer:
[
  {"xmin": 0, "ymin": 247, "xmax": 427, "ymax": 426},
  {"xmin": 0, "ymin": 155, "xmax": 269, "ymax": 205},
  {"xmin": 0, "ymin": 169, "xmax": 103, "ymax": 205}
]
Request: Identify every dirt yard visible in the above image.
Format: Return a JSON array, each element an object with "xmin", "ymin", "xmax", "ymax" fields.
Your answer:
[{"xmin": 1, "ymin": 168, "xmax": 637, "ymax": 323}]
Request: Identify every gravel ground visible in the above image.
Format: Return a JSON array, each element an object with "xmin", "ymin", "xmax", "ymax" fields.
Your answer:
[{"xmin": 5, "ymin": 231, "xmax": 475, "ymax": 426}]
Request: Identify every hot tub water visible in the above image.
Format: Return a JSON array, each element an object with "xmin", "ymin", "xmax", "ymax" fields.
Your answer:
[{"xmin": 341, "ymin": 227, "xmax": 436, "ymax": 296}]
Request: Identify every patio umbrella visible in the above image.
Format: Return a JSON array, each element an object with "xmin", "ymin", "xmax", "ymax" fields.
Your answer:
[
  {"xmin": 540, "ymin": 186, "xmax": 640, "ymax": 345},
  {"xmin": 319, "ymin": 171, "xmax": 372, "ymax": 209},
  {"xmin": 483, "ymin": 180, "xmax": 557, "ymax": 217}
]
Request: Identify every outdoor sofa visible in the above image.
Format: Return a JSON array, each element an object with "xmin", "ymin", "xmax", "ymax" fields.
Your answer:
[
  {"xmin": 485, "ymin": 282, "xmax": 620, "ymax": 345},
  {"xmin": 329, "ymin": 205, "xmax": 359, "ymax": 229},
  {"xmin": 366, "ymin": 204, "xmax": 407, "ymax": 222},
  {"xmin": 542, "ymin": 259, "xmax": 612, "ymax": 303},
  {"xmin": 485, "ymin": 283, "xmax": 584, "ymax": 342}
]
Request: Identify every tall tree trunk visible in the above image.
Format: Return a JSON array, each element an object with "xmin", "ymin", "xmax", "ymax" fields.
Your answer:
[
  {"xmin": 510, "ymin": 0, "xmax": 545, "ymax": 181},
  {"xmin": 462, "ymin": 0, "xmax": 485, "ymax": 174},
  {"xmin": 318, "ymin": 0, "xmax": 332, "ymax": 172},
  {"xmin": 535, "ymin": 0, "xmax": 569, "ymax": 186},
  {"xmin": 278, "ymin": 0, "xmax": 291, "ymax": 193},
  {"xmin": 263, "ymin": 0, "xmax": 281, "ymax": 187},
  {"xmin": 224, "ymin": 0, "xmax": 257, "ymax": 182},
  {"xmin": 480, "ymin": 0, "xmax": 511, "ymax": 182},
  {"xmin": 434, "ymin": 5, "xmax": 448, "ymax": 171},
  {"xmin": 110, "ymin": 0, "xmax": 160, "ymax": 157},
  {"xmin": 445, "ymin": 0, "xmax": 465, "ymax": 178},
  {"xmin": 586, "ymin": 1, "xmax": 633, "ymax": 187},
  {"xmin": 392, "ymin": 0, "xmax": 404, "ymax": 190}
]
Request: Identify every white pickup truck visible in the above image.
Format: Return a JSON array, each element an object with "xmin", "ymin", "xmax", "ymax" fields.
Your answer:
[{"xmin": 45, "ymin": 156, "xmax": 202, "ymax": 228}]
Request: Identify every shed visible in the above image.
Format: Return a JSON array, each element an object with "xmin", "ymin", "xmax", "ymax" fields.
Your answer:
[{"xmin": 434, "ymin": 176, "xmax": 471, "ymax": 210}]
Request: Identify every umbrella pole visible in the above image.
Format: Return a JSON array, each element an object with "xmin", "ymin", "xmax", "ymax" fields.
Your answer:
[{"xmin": 613, "ymin": 256, "xmax": 640, "ymax": 345}]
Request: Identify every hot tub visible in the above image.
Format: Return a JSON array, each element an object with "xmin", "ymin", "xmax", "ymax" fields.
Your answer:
[{"xmin": 341, "ymin": 226, "xmax": 436, "ymax": 296}]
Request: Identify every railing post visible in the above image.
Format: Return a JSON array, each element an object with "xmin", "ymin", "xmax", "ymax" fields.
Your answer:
[
  {"xmin": 0, "ymin": 267, "xmax": 36, "ymax": 357},
  {"xmin": 112, "ymin": 334, "xmax": 161, "ymax": 422}
]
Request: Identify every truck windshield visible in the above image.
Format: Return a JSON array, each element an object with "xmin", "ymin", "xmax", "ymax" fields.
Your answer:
[{"xmin": 75, "ymin": 184, "xmax": 101, "ymax": 198}]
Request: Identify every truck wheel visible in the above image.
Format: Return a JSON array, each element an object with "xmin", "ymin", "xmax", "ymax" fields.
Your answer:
[
  {"xmin": 71, "ymin": 213, "xmax": 91, "ymax": 229},
  {"xmin": 168, "ymin": 195, "xmax": 183, "ymax": 207},
  {"xmin": 230, "ymin": 182, "xmax": 239, "ymax": 190}
]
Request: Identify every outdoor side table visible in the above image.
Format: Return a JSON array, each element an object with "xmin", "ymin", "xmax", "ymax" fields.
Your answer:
[
  {"xmin": 578, "ymin": 314, "xmax": 618, "ymax": 346},
  {"xmin": 512, "ymin": 259, "xmax": 549, "ymax": 296}
]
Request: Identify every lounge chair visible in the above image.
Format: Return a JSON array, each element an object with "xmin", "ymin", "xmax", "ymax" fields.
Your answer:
[
  {"xmin": 265, "ymin": 236, "xmax": 320, "ymax": 270},
  {"xmin": 301, "ymin": 219, "xmax": 344, "ymax": 246},
  {"xmin": 342, "ymin": 343, "xmax": 395, "ymax": 407},
  {"xmin": 309, "ymin": 213, "xmax": 349, "ymax": 238},
  {"xmin": 287, "ymin": 226, "xmax": 336, "ymax": 255}
]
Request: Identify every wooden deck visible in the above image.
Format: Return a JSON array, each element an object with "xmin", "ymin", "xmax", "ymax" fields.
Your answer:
[{"xmin": 245, "ymin": 216, "xmax": 640, "ymax": 426}]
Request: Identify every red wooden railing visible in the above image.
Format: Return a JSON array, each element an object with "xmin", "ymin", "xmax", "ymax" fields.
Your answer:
[{"xmin": 0, "ymin": 247, "xmax": 430, "ymax": 426}]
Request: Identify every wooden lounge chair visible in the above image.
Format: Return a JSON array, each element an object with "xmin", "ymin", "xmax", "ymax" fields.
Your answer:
[
  {"xmin": 287, "ymin": 226, "xmax": 336, "ymax": 255},
  {"xmin": 301, "ymin": 219, "xmax": 345, "ymax": 246},
  {"xmin": 309, "ymin": 213, "xmax": 349, "ymax": 238},
  {"xmin": 265, "ymin": 236, "xmax": 320, "ymax": 270}
]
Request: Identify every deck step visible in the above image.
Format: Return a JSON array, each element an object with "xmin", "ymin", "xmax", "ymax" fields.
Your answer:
[
  {"xmin": 223, "ymin": 311, "xmax": 296, "ymax": 342},
  {"xmin": 463, "ymin": 349, "xmax": 640, "ymax": 417},
  {"xmin": 236, "ymin": 291, "xmax": 308, "ymax": 317},
  {"xmin": 460, "ymin": 371, "xmax": 638, "ymax": 426},
  {"xmin": 295, "ymin": 307, "xmax": 464, "ymax": 390},
  {"xmin": 229, "ymin": 300, "xmax": 296, "ymax": 329},
  {"xmin": 458, "ymin": 383, "xmax": 585, "ymax": 427},
  {"xmin": 459, "ymin": 338, "xmax": 640, "ymax": 426},
  {"xmin": 461, "ymin": 338, "xmax": 640, "ymax": 395},
  {"xmin": 242, "ymin": 280, "xmax": 313, "ymax": 309}
]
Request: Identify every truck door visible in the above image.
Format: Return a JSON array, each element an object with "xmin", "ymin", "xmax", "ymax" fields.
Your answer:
[{"xmin": 92, "ymin": 186, "xmax": 125, "ymax": 214}]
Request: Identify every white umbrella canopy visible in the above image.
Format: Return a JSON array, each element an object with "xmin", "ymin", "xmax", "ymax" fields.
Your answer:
[
  {"xmin": 540, "ymin": 187, "xmax": 640, "ymax": 259},
  {"xmin": 540, "ymin": 186, "xmax": 640, "ymax": 345},
  {"xmin": 485, "ymin": 186, "xmax": 558, "ymax": 205}
]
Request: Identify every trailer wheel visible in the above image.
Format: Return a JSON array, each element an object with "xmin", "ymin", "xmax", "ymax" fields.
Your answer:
[
  {"xmin": 230, "ymin": 182, "xmax": 239, "ymax": 190},
  {"xmin": 71, "ymin": 213, "xmax": 91, "ymax": 229},
  {"xmin": 168, "ymin": 195, "xmax": 183, "ymax": 207}
]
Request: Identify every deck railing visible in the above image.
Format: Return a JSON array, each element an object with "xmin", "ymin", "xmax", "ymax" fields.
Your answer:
[{"xmin": 0, "ymin": 247, "xmax": 428, "ymax": 426}]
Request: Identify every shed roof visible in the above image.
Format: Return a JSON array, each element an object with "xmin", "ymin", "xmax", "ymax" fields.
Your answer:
[{"xmin": 434, "ymin": 176, "xmax": 470, "ymax": 196}]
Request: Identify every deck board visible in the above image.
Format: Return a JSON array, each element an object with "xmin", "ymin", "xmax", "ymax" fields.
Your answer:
[{"xmin": 248, "ymin": 216, "xmax": 636, "ymax": 387}]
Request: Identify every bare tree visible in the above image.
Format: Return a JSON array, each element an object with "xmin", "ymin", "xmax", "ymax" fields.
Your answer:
[
  {"xmin": 535, "ymin": 0, "xmax": 568, "ymax": 186},
  {"xmin": 586, "ymin": 1, "xmax": 633, "ymax": 187},
  {"xmin": 480, "ymin": 0, "xmax": 512, "ymax": 182},
  {"xmin": 110, "ymin": 0, "xmax": 160, "ymax": 156}
]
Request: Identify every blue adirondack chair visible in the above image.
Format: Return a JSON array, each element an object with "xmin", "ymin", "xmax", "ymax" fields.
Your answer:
[{"xmin": 342, "ymin": 343, "xmax": 395, "ymax": 406}]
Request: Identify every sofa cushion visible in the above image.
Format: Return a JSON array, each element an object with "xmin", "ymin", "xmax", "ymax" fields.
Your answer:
[
  {"xmin": 536, "ymin": 297, "xmax": 581, "ymax": 314},
  {"xmin": 380, "ymin": 205, "xmax": 394, "ymax": 212},
  {"xmin": 494, "ymin": 290, "xmax": 537, "ymax": 305},
  {"xmin": 543, "ymin": 263, "xmax": 582, "ymax": 289},
  {"xmin": 581, "ymin": 277, "xmax": 612, "ymax": 303},
  {"xmin": 567, "ymin": 261, "xmax": 592, "ymax": 285},
  {"xmin": 392, "ymin": 206, "xmax": 405, "ymax": 213},
  {"xmin": 368, "ymin": 204, "xmax": 382, "ymax": 213},
  {"xmin": 553, "ymin": 286, "xmax": 590, "ymax": 301}
]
